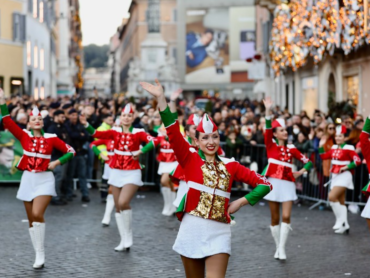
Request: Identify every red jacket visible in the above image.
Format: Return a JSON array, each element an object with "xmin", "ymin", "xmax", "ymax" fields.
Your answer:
[
  {"xmin": 319, "ymin": 144, "xmax": 361, "ymax": 174},
  {"xmin": 153, "ymin": 136, "xmax": 177, "ymax": 163},
  {"xmin": 264, "ymin": 118, "xmax": 312, "ymax": 181},
  {"xmin": 1, "ymin": 105, "xmax": 75, "ymax": 172}
]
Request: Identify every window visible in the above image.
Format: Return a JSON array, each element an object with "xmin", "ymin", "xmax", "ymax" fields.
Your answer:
[
  {"xmin": 0, "ymin": 10, "xmax": 2, "ymax": 38},
  {"xmin": 40, "ymin": 84, "xmax": 44, "ymax": 99},
  {"xmin": 39, "ymin": 1, "xmax": 44, "ymax": 23},
  {"xmin": 27, "ymin": 41, "xmax": 32, "ymax": 66},
  {"xmin": 345, "ymin": 75, "xmax": 359, "ymax": 106},
  {"xmin": 172, "ymin": 8, "xmax": 177, "ymax": 22},
  {"xmin": 13, "ymin": 13, "xmax": 26, "ymax": 42},
  {"xmin": 0, "ymin": 76, "xmax": 4, "ymax": 89},
  {"xmin": 28, "ymin": 0, "xmax": 33, "ymax": 13},
  {"xmin": 10, "ymin": 77, "xmax": 24, "ymax": 95},
  {"xmin": 34, "ymin": 46, "xmax": 38, "ymax": 68},
  {"xmin": 40, "ymin": 48, "xmax": 44, "ymax": 70},
  {"xmin": 33, "ymin": 0, "xmax": 38, "ymax": 18},
  {"xmin": 34, "ymin": 80, "xmax": 39, "ymax": 100}
]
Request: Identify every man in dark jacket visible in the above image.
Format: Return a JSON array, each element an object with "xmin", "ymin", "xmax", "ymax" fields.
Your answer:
[
  {"xmin": 47, "ymin": 109, "xmax": 69, "ymax": 205},
  {"xmin": 44, "ymin": 102, "xmax": 60, "ymax": 131},
  {"xmin": 64, "ymin": 109, "xmax": 90, "ymax": 202}
]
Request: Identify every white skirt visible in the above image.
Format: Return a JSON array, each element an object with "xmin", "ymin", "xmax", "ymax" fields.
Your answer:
[
  {"xmin": 102, "ymin": 163, "xmax": 112, "ymax": 180},
  {"xmin": 108, "ymin": 169, "xmax": 143, "ymax": 188},
  {"xmin": 17, "ymin": 171, "xmax": 56, "ymax": 201},
  {"xmin": 330, "ymin": 172, "xmax": 354, "ymax": 190},
  {"xmin": 264, "ymin": 177, "xmax": 297, "ymax": 202},
  {"xmin": 361, "ymin": 198, "xmax": 370, "ymax": 219},
  {"xmin": 173, "ymin": 180, "xmax": 188, "ymax": 207},
  {"xmin": 157, "ymin": 161, "xmax": 179, "ymax": 175},
  {"xmin": 173, "ymin": 214, "xmax": 231, "ymax": 258}
]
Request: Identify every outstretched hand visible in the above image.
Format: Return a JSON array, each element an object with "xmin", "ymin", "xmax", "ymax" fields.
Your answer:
[
  {"xmin": 170, "ymin": 88, "xmax": 183, "ymax": 101},
  {"xmin": 263, "ymin": 96, "xmax": 273, "ymax": 111},
  {"xmin": 139, "ymin": 79, "xmax": 164, "ymax": 98}
]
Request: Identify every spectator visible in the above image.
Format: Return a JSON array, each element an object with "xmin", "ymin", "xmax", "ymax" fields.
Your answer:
[
  {"xmin": 135, "ymin": 113, "xmax": 150, "ymax": 132},
  {"xmin": 218, "ymin": 121, "xmax": 227, "ymax": 142},
  {"xmin": 47, "ymin": 109, "xmax": 69, "ymax": 205},
  {"xmin": 65, "ymin": 108, "xmax": 90, "ymax": 202},
  {"xmin": 44, "ymin": 102, "xmax": 61, "ymax": 131},
  {"xmin": 295, "ymin": 132, "xmax": 312, "ymax": 154},
  {"xmin": 16, "ymin": 112, "xmax": 28, "ymax": 129}
]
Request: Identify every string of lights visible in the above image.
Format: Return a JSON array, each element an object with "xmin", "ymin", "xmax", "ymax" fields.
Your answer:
[{"xmin": 270, "ymin": 0, "xmax": 370, "ymax": 75}]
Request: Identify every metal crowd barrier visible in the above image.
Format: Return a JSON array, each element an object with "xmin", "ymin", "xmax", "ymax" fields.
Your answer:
[{"xmin": 79, "ymin": 143, "xmax": 369, "ymax": 210}]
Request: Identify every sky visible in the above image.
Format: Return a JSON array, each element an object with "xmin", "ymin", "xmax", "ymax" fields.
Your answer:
[{"xmin": 79, "ymin": 0, "xmax": 132, "ymax": 46}]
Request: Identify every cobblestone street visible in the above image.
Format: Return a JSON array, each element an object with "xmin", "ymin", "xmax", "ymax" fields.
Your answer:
[{"xmin": 0, "ymin": 186, "xmax": 369, "ymax": 278}]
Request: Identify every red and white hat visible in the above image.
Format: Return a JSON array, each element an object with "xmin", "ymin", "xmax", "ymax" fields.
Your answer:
[
  {"xmin": 122, "ymin": 103, "xmax": 134, "ymax": 114},
  {"xmin": 196, "ymin": 114, "xmax": 218, "ymax": 134},
  {"xmin": 336, "ymin": 125, "xmax": 347, "ymax": 135},
  {"xmin": 186, "ymin": 114, "xmax": 201, "ymax": 126},
  {"xmin": 272, "ymin": 118, "xmax": 286, "ymax": 129},
  {"xmin": 29, "ymin": 106, "xmax": 41, "ymax": 117}
]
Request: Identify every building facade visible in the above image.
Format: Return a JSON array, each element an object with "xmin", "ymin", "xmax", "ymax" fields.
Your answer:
[
  {"xmin": 257, "ymin": 0, "xmax": 370, "ymax": 116},
  {"xmin": 0, "ymin": 0, "xmax": 25, "ymax": 97}
]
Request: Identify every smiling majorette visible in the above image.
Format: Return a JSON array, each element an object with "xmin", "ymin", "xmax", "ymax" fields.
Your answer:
[
  {"xmin": 319, "ymin": 124, "xmax": 361, "ymax": 234},
  {"xmin": 0, "ymin": 88, "xmax": 76, "ymax": 269},
  {"xmin": 80, "ymin": 103, "xmax": 155, "ymax": 251},
  {"xmin": 89, "ymin": 118, "xmax": 123, "ymax": 227},
  {"xmin": 262, "ymin": 97, "xmax": 312, "ymax": 260},
  {"xmin": 140, "ymin": 80, "xmax": 272, "ymax": 278},
  {"xmin": 359, "ymin": 116, "xmax": 370, "ymax": 231},
  {"xmin": 168, "ymin": 89, "xmax": 225, "ymax": 210}
]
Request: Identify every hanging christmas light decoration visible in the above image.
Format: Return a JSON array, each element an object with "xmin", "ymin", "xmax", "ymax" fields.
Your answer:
[
  {"xmin": 310, "ymin": 0, "xmax": 341, "ymax": 62},
  {"xmin": 269, "ymin": 0, "xmax": 370, "ymax": 74},
  {"xmin": 340, "ymin": 0, "xmax": 366, "ymax": 54}
]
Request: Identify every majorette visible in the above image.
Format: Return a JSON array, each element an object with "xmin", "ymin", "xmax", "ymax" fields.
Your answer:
[
  {"xmin": 0, "ymin": 89, "xmax": 75, "ymax": 269},
  {"xmin": 171, "ymin": 112, "xmax": 225, "ymax": 208},
  {"xmin": 152, "ymin": 125, "xmax": 179, "ymax": 216},
  {"xmin": 263, "ymin": 97, "xmax": 312, "ymax": 260},
  {"xmin": 89, "ymin": 119, "xmax": 122, "ymax": 227},
  {"xmin": 140, "ymin": 79, "xmax": 272, "ymax": 277},
  {"xmin": 359, "ymin": 116, "xmax": 370, "ymax": 230},
  {"xmin": 319, "ymin": 124, "xmax": 361, "ymax": 234},
  {"xmin": 80, "ymin": 103, "xmax": 155, "ymax": 252}
]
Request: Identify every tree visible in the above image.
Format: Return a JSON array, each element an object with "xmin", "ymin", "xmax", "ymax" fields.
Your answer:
[{"xmin": 83, "ymin": 44, "xmax": 109, "ymax": 68}]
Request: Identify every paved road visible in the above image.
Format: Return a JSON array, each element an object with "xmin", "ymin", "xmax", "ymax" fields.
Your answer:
[{"xmin": 0, "ymin": 186, "xmax": 369, "ymax": 278}]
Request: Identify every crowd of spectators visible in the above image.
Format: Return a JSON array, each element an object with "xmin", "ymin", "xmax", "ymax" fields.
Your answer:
[{"xmin": 0, "ymin": 92, "xmax": 368, "ymax": 209}]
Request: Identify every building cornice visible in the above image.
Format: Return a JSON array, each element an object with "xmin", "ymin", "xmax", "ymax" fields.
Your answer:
[{"xmin": 0, "ymin": 38, "xmax": 24, "ymax": 47}]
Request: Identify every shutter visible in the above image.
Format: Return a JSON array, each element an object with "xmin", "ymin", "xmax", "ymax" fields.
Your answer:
[
  {"xmin": 12, "ymin": 13, "xmax": 19, "ymax": 41},
  {"xmin": 21, "ymin": 15, "xmax": 26, "ymax": 42},
  {"xmin": 44, "ymin": 4, "xmax": 49, "ymax": 26},
  {"xmin": 28, "ymin": 0, "xmax": 33, "ymax": 13}
]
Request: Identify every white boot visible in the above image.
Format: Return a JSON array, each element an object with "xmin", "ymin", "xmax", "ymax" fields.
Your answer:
[
  {"xmin": 114, "ymin": 212, "xmax": 126, "ymax": 251},
  {"xmin": 278, "ymin": 222, "xmax": 292, "ymax": 260},
  {"xmin": 330, "ymin": 202, "xmax": 342, "ymax": 229},
  {"xmin": 161, "ymin": 187, "xmax": 171, "ymax": 216},
  {"xmin": 102, "ymin": 194, "xmax": 115, "ymax": 227},
  {"xmin": 122, "ymin": 210, "xmax": 133, "ymax": 249},
  {"xmin": 29, "ymin": 227, "xmax": 36, "ymax": 251},
  {"xmin": 32, "ymin": 222, "xmax": 45, "ymax": 269},
  {"xmin": 334, "ymin": 205, "xmax": 350, "ymax": 234},
  {"xmin": 270, "ymin": 225, "xmax": 280, "ymax": 259},
  {"xmin": 168, "ymin": 191, "xmax": 177, "ymax": 215}
]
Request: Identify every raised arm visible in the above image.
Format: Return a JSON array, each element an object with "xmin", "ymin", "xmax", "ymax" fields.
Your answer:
[
  {"xmin": 169, "ymin": 89, "xmax": 182, "ymax": 114},
  {"xmin": 228, "ymin": 163, "xmax": 273, "ymax": 214},
  {"xmin": 318, "ymin": 137, "xmax": 332, "ymax": 160},
  {"xmin": 0, "ymin": 89, "xmax": 24, "ymax": 141},
  {"xmin": 263, "ymin": 97, "xmax": 274, "ymax": 149},
  {"xmin": 140, "ymin": 80, "xmax": 192, "ymax": 167}
]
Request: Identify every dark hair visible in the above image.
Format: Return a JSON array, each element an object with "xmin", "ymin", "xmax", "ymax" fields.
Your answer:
[
  {"xmin": 101, "ymin": 113, "xmax": 113, "ymax": 120},
  {"xmin": 195, "ymin": 130, "xmax": 200, "ymax": 139},
  {"xmin": 204, "ymin": 29, "xmax": 214, "ymax": 36},
  {"xmin": 185, "ymin": 124, "xmax": 192, "ymax": 132},
  {"xmin": 53, "ymin": 109, "xmax": 65, "ymax": 117},
  {"xmin": 177, "ymin": 108, "xmax": 184, "ymax": 117}
]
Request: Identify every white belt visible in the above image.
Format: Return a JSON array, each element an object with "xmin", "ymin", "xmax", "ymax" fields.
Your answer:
[
  {"xmin": 160, "ymin": 148, "xmax": 174, "ymax": 153},
  {"xmin": 23, "ymin": 150, "xmax": 51, "ymax": 159},
  {"xmin": 268, "ymin": 158, "xmax": 293, "ymax": 168},
  {"xmin": 331, "ymin": 160, "xmax": 350, "ymax": 166},
  {"xmin": 107, "ymin": 152, "xmax": 114, "ymax": 156},
  {"xmin": 114, "ymin": 149, "xmax": 139, "ymax": 156},
  {"xmin": 188, "ymin": 181, "xmax": 231, "ymax": 199}
]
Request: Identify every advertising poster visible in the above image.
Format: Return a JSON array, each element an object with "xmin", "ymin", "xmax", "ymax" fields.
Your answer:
[
  {"xmin": 185, "ymin": 7, "xmax": 255, "ymax": 84},
  {"xmin": 0, "ymin": 131, "xmax": 23, "ymax": 181}
]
